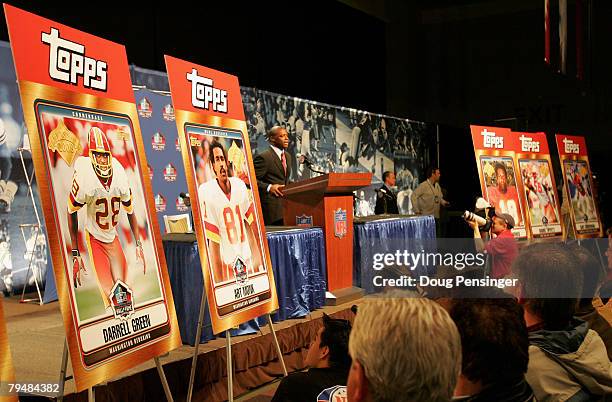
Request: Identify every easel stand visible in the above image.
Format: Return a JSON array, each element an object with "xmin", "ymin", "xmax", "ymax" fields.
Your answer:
[
  {"xmin": 56, "ymin": 339, "xmax": 175, "ymax": 402},
  {"xmin": 18, "ymin": 147, "xmax": 44, "ymax": 304},
  {"xmin": 186, "ymin": 291, "xmax": 288, "ymax": 402}
]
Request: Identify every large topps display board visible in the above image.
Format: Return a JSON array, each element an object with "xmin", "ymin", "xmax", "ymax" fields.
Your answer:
[
  {"xmin": 165, "ymin": 55, "xmax": 278, "ymax": 334},
  {"xmin": 555, "ymin": 134, "xmax": 603, "ymax": 238},
  {"xmin": 513, "ymin": 132, "xmax": 563, "ymax": 239},
  {"xmin": 470, "ymin": 125, "xmax": 528, "ymax": 239},
  {"xmin": 4, "ymin": 5, "xmax": 180, "ymax": 391}
]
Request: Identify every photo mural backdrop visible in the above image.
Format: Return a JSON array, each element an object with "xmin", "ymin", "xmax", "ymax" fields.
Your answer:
[
  {"xmin": 0, "ymin": 41, "xmax": 49, "ymax": 298},
  {"xmin": 0, "ymin": 50, "xmax": 433, "ymax": 294}
]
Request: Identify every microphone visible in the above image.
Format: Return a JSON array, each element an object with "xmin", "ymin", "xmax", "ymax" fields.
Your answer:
[{"xmin": 298, "ymin": 154, "xmax": 326, "ymax": 175}]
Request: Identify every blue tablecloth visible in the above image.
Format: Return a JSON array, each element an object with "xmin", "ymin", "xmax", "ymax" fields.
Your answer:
[
  {"xmin": 353, "ymin": 215, "xmax": 436, "ymax": 294},
  {"xmin": 42, "ymin": 228, "xmax": 327, "ymax": 345},
  {"xmin": 165, "ymin": 227, "xmax": 327, "ymax": 345}
]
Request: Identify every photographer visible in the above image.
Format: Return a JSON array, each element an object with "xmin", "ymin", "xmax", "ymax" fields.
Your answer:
[{"xmin": 468, "ymin": 212, "xmax": 518, "ymax": 279}]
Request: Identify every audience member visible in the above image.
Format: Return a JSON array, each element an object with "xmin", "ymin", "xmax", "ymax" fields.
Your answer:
[
  {"xmin": 514, "ymin": 243, "xmax": 612, "ymax": 401},
  {"xmin": 347, "ymin": 291, "xmax": 461, "ymax": 402},
  {"xmin": 571, "ymin": 244, "xmax": 612, "ymax": 360},
  {"xmin": 447, "ymin": 289, "xmax": 535, "ymax": 401},
  {"xmin": 272, "ymin": 314, "xmax": 352, "ymax": 402}
]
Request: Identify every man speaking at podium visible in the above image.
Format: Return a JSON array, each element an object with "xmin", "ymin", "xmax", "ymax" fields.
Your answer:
[{"xmin": 254, "ymin": 126, "xmax": 292, "ymax": 225}]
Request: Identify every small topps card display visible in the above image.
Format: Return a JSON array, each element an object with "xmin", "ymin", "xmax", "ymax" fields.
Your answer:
[
  {"xmin": 187, "ymin": 124, "xmax": 272, "ymax": 316},
  {"xmin": 36, "ymin": 101, "xmax": 171, "ymax": 367}
]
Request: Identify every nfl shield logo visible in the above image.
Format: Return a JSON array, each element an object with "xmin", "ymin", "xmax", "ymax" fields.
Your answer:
[
  {"xmin": 334, "ymin": 208, "xmax": 347, "ymax": 239},
  {"xmin": 296, "ymin": 214, "xmax": 313, "ymax": 227}
]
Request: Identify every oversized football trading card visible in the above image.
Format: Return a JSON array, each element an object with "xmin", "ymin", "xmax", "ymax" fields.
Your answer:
[
  {"xmin": 555, "ymin": 134, "xmax": 602, "ymax": 238},
  {"xmin": 470, "ymin": 125, "xmax": 528, "ymax": 239},
  {"xmin": 513, "ymin": 132, "xmax": 563, "ymax": 238},
  {"xmin": 165, "ymin": 55, "xmax": 278, "ymax": 334},
  {"xmin": 4, "ymin": 5, "xmax": 180, "ymax": 391}
]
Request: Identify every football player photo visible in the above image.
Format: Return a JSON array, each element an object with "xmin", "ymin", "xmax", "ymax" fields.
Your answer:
[
  {"xmin": 564, "ymin": 160, "xmax": 597, "ymax": 224},
  {"xmin": 35, "ymin": 101, "xmax": 168, "ymax": 330},
  {"xmin": 68, "ymin": 127, "xmax": 145, "ymax": 307},
  {"xmin": 187, "ymin": 124, "xmax": 272, "ymax": 317},
  {"xmin": 480, "ymin": 156, "xmax": 524, "ymax": 228},
  {"xmin": 519, "ymin": 159, "xmax": 560, "ymax": 227}
]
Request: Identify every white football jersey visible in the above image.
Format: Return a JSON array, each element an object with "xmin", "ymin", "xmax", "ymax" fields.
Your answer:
[
  {"xmin": 69, "ymin": 156, "xmax": 132, "ymax": 243},
  {"xmin": 199, "ymin": 177, "xmax": 254, "ymax": 266}
]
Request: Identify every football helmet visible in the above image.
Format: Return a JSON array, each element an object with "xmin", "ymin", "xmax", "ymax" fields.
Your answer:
[{"xmin": 88, "ymin": 127, "xmax": 113, "ymax": 179}]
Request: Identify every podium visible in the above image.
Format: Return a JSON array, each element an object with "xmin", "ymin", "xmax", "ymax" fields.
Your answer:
[{"xmin": 283, "ymin": 173, "xmax": 372, "ymax": 304}]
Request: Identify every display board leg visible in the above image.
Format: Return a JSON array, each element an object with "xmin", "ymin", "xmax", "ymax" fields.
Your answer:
[
  {"xmin": 226, "ymin": 330, "xmax": 234, "ymax": 402},
  {"xmin": 18, "ymin": 148, "xmax": 44, "ymax": 305},
  {"xmin": 19, "ymin": 224, "xmax": 43, "ymax": 305},
  {"xmin": 154, "ymin": 356, "xmax": 174, "ymax": 402},
  {"xmin": 266, "ymin": 314, "xmax": 287, "ymax": 376},
  {"xmin": 88, "ymin": 387, "xmax": 94, "ymax": 402},
  {"xmin": 57, "ymin": 340, "xmax": 69, "ymax": 402},
  {"xmin": 186, "ymin": 289, "xmax": 208, "ymax": 402}
]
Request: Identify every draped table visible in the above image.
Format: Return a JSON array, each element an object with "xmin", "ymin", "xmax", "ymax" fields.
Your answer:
[
  {"xmin": 353, "ymin": 215, "xmax": 436, "ymax": 294},
  {"xmin": 164, "ymin": 227, "xmax": 327, "ymax": 345}
]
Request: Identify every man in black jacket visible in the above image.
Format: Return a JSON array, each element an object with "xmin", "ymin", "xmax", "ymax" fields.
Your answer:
[
  {"xmin": 254, "ymin": 126, "xmax": 292, "ymax": 225},
  {"xmin": 374, "ymin": 171, "xmax": 398, "ymax": 215}
]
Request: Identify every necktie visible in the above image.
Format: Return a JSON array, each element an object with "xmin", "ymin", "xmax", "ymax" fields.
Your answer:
[{"xmin": 281, "ymin": 151, "xmax": 287, "ymax": 175}]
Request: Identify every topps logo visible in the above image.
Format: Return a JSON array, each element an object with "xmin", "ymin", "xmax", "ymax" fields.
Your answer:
[
  {"xmin": 481, "ymin": 128, "xmax": 503, "ymax": 149},
  {"xmin": 186, "ymin": 69, "xmax": 227, "ymax": 113},
  {"xmin": 563, "ymin": 138, "xmax": 580, "ymax": 154},
  {"xmin": 519, "ymin": 135, "xmax": 540, "ymax": 152},
  {"xmin": 41, "ymin": 28, "xmax": 107, "ymax": 91}
]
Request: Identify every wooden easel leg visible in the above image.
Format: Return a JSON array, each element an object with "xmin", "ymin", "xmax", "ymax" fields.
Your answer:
[
  {"xmin": 154, "ymin": 356, "xmax": 174, "ymax": 402},
  {"xmin": 266, "ymin": 314, "xmax": 288, "ymax": 376},
  {"xmin": 226, "ymin": 330, "xmax": 233, "ymax": 402},
  {"xmin": 186, "ymin": 289, "xmax": 208, "ymax": 402},
  {"xmin": 57, "ymin": 340, "xmax": 69, "ymax": 402}
]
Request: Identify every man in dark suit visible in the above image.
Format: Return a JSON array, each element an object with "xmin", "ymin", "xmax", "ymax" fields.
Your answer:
[
  {"xmin": 254, "ymin": 126, "xmax": 292, "ymax": 225},
  {"xmin": 374, "ymin": 171, "xmax": 399, "ymax": 215}
]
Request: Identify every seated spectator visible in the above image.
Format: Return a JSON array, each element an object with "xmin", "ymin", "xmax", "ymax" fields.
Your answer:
[
  {"xmin": 514, "ymin": 243, "xmax": 612, "ymax": 401},
  {"xmin": 571, "ymin": 244, "xmax": 612, "ymax": 361},
  {"xmin": 447, "ymin": 288, "xmax": 535, "ymax": 401},
  {"xmin": 272, "ymin": 314, "xmax": 352, "ymax": 402},
  {"xmin": 347, "ymin": 291, "xmax": 461, "ymax": 402}
]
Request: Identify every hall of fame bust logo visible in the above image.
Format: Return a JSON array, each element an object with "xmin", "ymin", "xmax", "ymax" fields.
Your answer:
[
  {"xmin": 317, "ymin": 385, "xmax": 347, "ymax": 402},
  {"xmin": 109, "ymin": 280, "xmax": 134, "ymax": 320},
  {"xmin": 233, "ymin": 256, "xmax": 248, "ymax": 284},
  {"xmin": 162, "ymin": 103, "xmax": 175, "ymax": 121},
  {"xmin": 334, "ymin": 208, "xmax": 347, "ymax": 239},
  {"xmin": 154, "ymin": 194, "xmax": 167, "ymax": 212},
  {"xmin": 152, "ymin": 132, "xmax": 166, "ymax": 151},
  {"xmin": 175, "ymin": 137, "xmax": 181, "ymax": 152},
  {"xmin": 137, "ymin": 97, "xmax": 152, "ymax": 118},
  {"xmin": 163, "ymin": 163, "xmax": 177, "ymax": 182},
  {"xmin": 176, "ymin": 196, "xmax": 189, "ymax": 212},
  {"xmin": 148, "ymin": 164, "xmax": 153, "ymax": 181},
  {"xmin": 296, "ymin": 214, "xmax": 313, "ymax": 227}
]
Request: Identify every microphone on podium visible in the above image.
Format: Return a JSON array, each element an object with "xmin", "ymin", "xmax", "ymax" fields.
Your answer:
[{"xmin": 298, "ymin": 154, "xmax": 326, "ymax": 175}]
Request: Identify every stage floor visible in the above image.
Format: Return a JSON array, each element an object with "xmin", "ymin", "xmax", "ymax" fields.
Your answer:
[{"xmin": 3, "ymin": 293, "xmax": 358, "ymax": 401}]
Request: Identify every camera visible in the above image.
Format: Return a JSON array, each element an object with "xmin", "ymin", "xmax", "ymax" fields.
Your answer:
[
  {"xmin": 463, "ymin": 197, "xmax": 495, "ymax": 231},
  {"xmin": 463, "ymin": 211, "xmax": 487, "ymax": 226}
]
